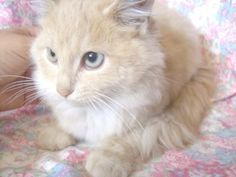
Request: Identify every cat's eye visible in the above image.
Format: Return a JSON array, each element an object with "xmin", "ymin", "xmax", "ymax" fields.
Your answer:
[
  {"xmin": 82, "ymin": 52, "xmax": 104, "ymax": 69},
  {"xmin": 46, "ymin": 48, "xmax": 58, "ymax": 64}
]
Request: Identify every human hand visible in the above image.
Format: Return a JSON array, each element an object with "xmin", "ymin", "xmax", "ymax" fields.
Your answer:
[{"xmin": 0, "ymin": 27, "xmax": 38, "ymax": 111}]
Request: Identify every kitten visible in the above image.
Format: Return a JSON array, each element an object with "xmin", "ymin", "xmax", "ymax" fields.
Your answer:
[{"xmin": 31, "ymin": 0, "xmax": 216, "ymax": 176}]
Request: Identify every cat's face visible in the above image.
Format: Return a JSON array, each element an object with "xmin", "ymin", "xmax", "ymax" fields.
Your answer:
[{"xmin": 31, "ymin": 0, "xmax": 164, "ymax": 105}]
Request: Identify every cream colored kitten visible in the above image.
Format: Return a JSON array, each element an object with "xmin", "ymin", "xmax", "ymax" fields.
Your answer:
[{"xmin": 31, "ymin": 0, "xmax": 216, "ymax": 176}]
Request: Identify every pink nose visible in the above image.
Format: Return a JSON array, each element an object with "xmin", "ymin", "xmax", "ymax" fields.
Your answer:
[{"xmin": 57, "ymin": 88, "xmax": 72, "ymax": 97}]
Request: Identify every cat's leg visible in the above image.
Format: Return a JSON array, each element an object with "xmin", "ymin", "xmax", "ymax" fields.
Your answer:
[
  {"xmin": 36, "ymin": 120, "xmax": 76, "ymax": 151},
  {"xmin": 86, "ymin": 134, "xmax": 141, "ymax": 177}
]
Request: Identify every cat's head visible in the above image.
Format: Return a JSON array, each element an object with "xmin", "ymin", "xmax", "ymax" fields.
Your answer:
[{"xmin": 31, "ymin": 0, "xmax": 165, "ymax": 106}]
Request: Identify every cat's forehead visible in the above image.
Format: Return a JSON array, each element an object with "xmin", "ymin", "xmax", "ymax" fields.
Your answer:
[
  {"xmin": 49, "ymin": 0, "xmax": 111, "ymax": 24},
  {"xmin": 43, "ymin": 0, "xmax": 116, "ymax": 41}
]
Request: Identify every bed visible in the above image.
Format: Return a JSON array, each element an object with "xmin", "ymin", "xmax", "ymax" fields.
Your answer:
[{"xmin": 1, "ymin": 0, "xmax": 236, "ymax": 176}]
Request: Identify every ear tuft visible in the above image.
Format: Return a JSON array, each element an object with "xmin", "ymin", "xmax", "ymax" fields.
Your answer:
[{"xmin": 106, "ymin": 0, "xmax": 154, "ymax": 26}]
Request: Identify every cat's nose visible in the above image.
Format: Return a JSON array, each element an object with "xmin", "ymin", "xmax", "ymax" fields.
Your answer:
[{"xmin": 57, "ymin": 88, "xmax": 72, "ymax": 97}]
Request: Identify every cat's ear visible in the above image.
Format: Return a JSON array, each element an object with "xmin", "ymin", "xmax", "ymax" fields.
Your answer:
[{"xmin": 104, "ymin": 0, "xmax": 154, "ymax": 27}]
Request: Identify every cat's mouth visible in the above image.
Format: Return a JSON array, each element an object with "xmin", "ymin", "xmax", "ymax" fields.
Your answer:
[{"xmin": 61, "ymin": 94, "xmax": 94, "ymax": 107}]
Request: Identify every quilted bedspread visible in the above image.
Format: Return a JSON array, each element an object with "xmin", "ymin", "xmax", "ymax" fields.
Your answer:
[{"xmin": 1, "ymin": 0, "xmax": 236, "ymax": 176}]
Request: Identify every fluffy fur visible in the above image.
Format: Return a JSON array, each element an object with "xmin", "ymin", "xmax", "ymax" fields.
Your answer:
[{"xmin": 31, "ymin": 0, "xmax": 216, "ymax": 176}]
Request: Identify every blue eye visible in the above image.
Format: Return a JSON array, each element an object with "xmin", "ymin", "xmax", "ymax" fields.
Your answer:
[
  {"xmin": 83, "ymin": 51, "xmax": 104, "ymax": 69},
  {"xmin": 46, "ymin": 47, "xmax": 58, "ymax": 64}
]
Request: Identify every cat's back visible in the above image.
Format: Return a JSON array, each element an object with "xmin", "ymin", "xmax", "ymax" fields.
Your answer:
[{"xmin": 151, "ymin": 3, "xmax": 203, "ymax": 96}]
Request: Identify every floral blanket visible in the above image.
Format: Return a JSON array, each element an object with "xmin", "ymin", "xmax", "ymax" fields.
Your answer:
[{"xmin": 1, "ymin": 0, "xmax": 236, "ymax": 176}]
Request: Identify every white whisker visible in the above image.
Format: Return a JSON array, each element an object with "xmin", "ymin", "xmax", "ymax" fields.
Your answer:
[
  {"xmin": 0, "ymin": 74, "xmax": 33, "ymax": 80},
  {"xmin": 91, "ymin": 95, "xmax": 140, "ymax": 143},
  {"xmin": 0, "ymin": 81, "xmax": 35, "ymax": 96},
  {"xmin": 25, "ymin": 94, "xmax": 41, "ymax": 105},
  {"xmin": 94, "ymin": 91, "xmax": 144, "ymax": 130},
  {"xmin": 5, "ymin": 86, "xmax": 36, "ymax": 105}
]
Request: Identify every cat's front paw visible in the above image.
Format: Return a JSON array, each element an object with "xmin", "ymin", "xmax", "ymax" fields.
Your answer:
[
  {"xmin": 86, "ymin": 149, "xmax": 133, "ymax": 177},
  {"xmin": 36, "ymin": 124, "xmax": 76, "ymax": 151}
]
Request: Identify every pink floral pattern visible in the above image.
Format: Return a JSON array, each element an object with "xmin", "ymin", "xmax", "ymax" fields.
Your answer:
[
  {"xmin": 0, "ymin": 0, "xmax": 38, "ymax": 28},
  {"xmin": 1, "ymin": 0, "xmax": 236, "ymax": 176}
]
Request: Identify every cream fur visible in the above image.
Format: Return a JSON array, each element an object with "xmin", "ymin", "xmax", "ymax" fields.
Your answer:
[{"xmin": 31, "ymin": 0, "xmax": 216, "ymax": 176}]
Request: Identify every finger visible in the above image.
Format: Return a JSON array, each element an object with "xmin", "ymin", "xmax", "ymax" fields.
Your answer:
[
  {"xmin": 0, "ymin": 85, "xmax": 39, "ymax": 111},
  {"xmin": 0, "ymin": 34, "xmax": 34, "ymax": 85},
  {"xmin": 7, "ymin": 26, "xmax": 40, "ymax": 37},
  {"xmin": 0, "ymin": 86, "xmax": 25, "ymax": 111}
]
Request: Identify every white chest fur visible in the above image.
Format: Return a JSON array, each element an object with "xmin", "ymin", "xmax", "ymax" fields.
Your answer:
[{"xmin": 52, "ymin": 101, "xmax": 123, "ymax": 144}]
